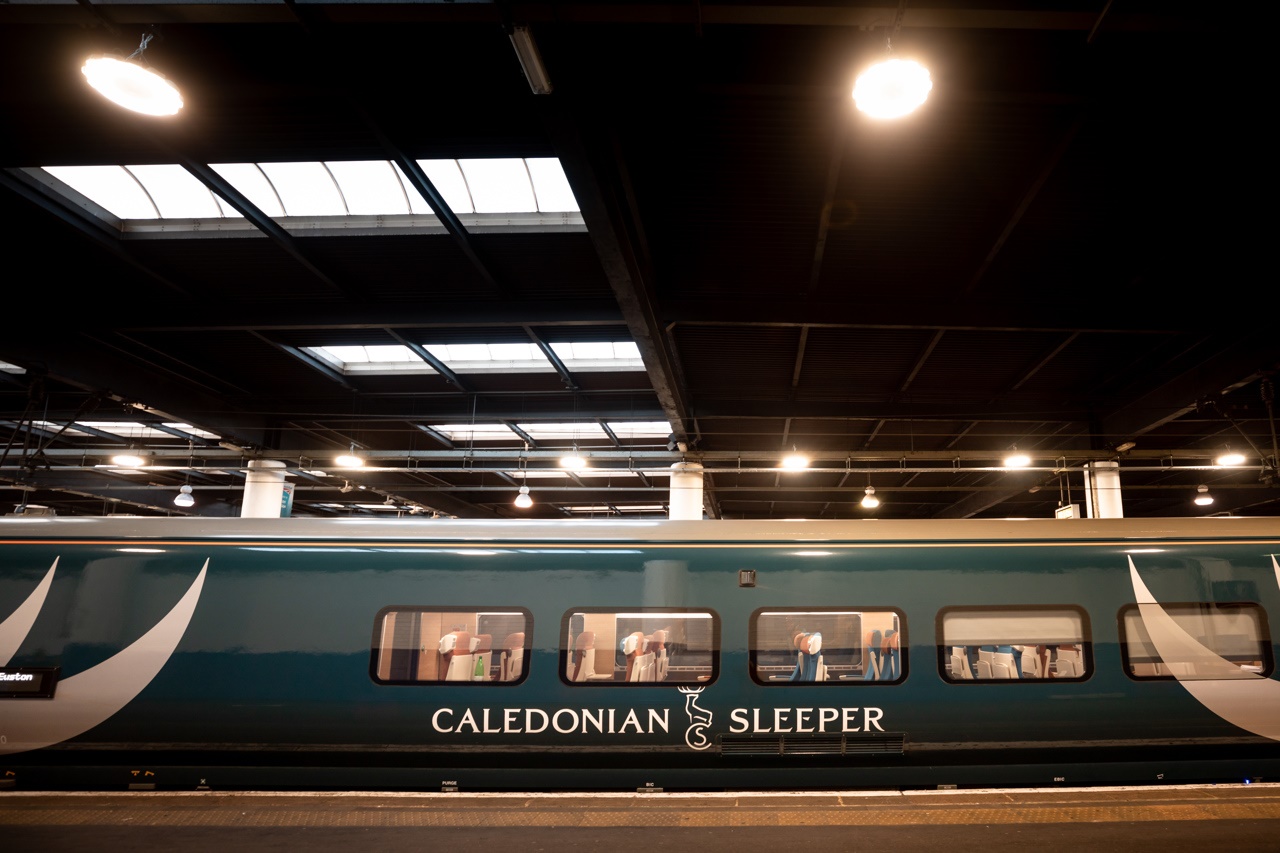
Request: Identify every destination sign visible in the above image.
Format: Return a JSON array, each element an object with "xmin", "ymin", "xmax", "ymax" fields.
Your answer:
[{"xmin": 0, "ymin": 667, "xmax": 59, "ymax": 699}]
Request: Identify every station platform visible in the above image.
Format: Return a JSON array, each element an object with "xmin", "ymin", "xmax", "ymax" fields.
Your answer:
[{"xmin": 2, "ymin": 783, "xmax": 1278, "ymax": 851}]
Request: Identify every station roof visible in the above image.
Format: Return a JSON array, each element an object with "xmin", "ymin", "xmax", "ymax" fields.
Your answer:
[{"xmin": 0, "ymin": 2, "xmax": 1273, "ymax": 521}]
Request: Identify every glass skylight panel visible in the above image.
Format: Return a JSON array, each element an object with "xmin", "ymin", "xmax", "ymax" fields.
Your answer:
[
  {"xmin": 305, "ymin": 345, "xmax": 432, "ymax": 375},
  {"xmin": 32, "ymin": 420, "xmax": 94, "ymax": 437},
  {"xmin": 326, "ymin": 160, "xmax": 410, "ymax": 216},
  {"xmin": 424, "ymin": 343, "xmax": 552, "ymax": 373},
  {"xmin": 418, "ymin": 160, "xmax": 475, "ymax": 213},
  {"xmin": 0, "ymin": 360, "xmax": 25, "ymax": 374},
  {"xmin": 126, "ymin": 164, "xmax": 226, "ymax": 218},
  {"xmin": 458, "ymin": 158, "xmax": 537, "ymax": 213},
  {"xmin": 210, "ymin": 163, "xmax": 285, "ymax": 216},
  {"xmin": 514, "ymin": 422, "xmax": 609, "ymax": 441},
  {"xmin": 257, "ymin": 162, "xmax": 346, "ymax": 216},
  {"xmin": 605, "ymin": 421, "xmax": 674, "ymax": 439},
  {"xmin": 526, "ymin": 158, "xmax": 579, "ymax": 212},
  {"xmin": 548, "ymin": 341, "xmax": 645, "ymax": 370},
  {"xmin": 44, "ymin": 165, "xmax": 158, "ymax": 219},
  {"xmin": 427, "ymin": 424, "xmax": 522, "ymax": 442},
  {"xmin": 164, "ymin": 423, "xmax": 220, "ymax": 440}
]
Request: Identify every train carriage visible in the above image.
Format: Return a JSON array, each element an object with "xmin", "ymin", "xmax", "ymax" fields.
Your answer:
[{"xmin": 1, "ymin": 515, "xmax": 1278, "ymax": 791}]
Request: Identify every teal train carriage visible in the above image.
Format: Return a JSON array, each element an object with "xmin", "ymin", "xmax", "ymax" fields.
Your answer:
[{"xmin": 1, "ymin": 516, "xmax": 1278, "ymax": 791}]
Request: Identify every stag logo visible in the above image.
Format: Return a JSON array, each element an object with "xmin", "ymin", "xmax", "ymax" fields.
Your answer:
[{"xmin": 678, "ymin": 685, "xmax": 713, "ymax": 750}]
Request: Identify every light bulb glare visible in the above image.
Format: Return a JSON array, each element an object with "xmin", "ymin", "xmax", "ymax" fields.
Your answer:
[
  {"xmin": 781, "ymin": 453, "xmax": 810, "ymax": 470},
  {"xmin": 335, "ymin": 453, "xmax": 364, "ymax": 469},
  {"xmin": 1215, "ymin": 452, "xmax": 1245, "ymax": 467},
  {"xmin": 111, "ymin": 452, "xmax": 146, "ymax": 468},
  {"xmin": 514, "ymin": 485, "xmax": 533, "ymax": 508},
  {"xmin": 853, "ymin": 58, "xmax": 932, "ymax": 119},
  {"xmin": 560, "ymin": 453, "xmax": 587, "ymax": 470},
  {"xmin": 1004, "ymin": 453, "xmax": 1031, "ymax": 468},
  {"xmin": 861, "ymin": 486, "xmax": 880, "ymax": 509},
  {"xmin": 82, "ymin": 55, "xmax": 183, "ymax": 117}
]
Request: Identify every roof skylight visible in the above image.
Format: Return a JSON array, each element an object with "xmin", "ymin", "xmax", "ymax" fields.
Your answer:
[
  {"xmin": 304, "ymin": 341, "xmax": 643, "ymax": 376},
  {"xmin": 37, "ymin": 158, "xmax": 579, "ymax": 229},
  {"xmin": 32, "ymin": 421, "xmax": 219, "ymax": 440}
]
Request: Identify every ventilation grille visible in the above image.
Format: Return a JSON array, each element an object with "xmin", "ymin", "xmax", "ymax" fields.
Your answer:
[{"xmin": 718, "ymin": 733, "xmax": 906, "ymax": 756}]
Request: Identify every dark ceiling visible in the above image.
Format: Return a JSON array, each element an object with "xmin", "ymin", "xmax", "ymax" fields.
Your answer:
[{"xmin": 1, "ymin": 2, "xmax": 1275, "ymax": 521}]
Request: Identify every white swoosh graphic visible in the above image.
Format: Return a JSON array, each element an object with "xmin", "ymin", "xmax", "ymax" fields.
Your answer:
[
  {"xmin": 0, "ymin": 558, "xmax": 57, "ymax": 666},
  {"xmin": 0, "ymin": 559, "xmax": 208, "ymax": 756},
  {"xmin": 1128, "ymin": 555, "xmax": 1280, "ymax": 741}
]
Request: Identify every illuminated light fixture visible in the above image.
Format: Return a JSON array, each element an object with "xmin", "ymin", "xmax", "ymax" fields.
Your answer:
[
  {"xmin": 861, "ymin": 486, "xmax": 880, "ymax": 509},
  {"xmin": 173, "ymin": 484, "xmax": 194, "ymax": 507},
  {"xmin": 335, "ymin": 445, "xmax": 364, "ymax": 468},
  {"xmin": 780, "ymin": 452, "xmax": 810, "ymax": 471},
  {"xmin": 1215, "ymin": 450, "xmax": 1246, "ymax": 467},
  {"xmin": 514, "ymin": 485, "xmax": 533, "ymax": 509},
  {"xmin": 1194, "ymin": 485, "xmax": 1214, "ymax": 507},
  {"xmin": 560, "ymin": 450, "xmax": 588, "ymax": 471},
  {"xmin": 110, "ymin": 450, "xmax": 148, "ymax": 468},
  {"xmin": 853, "ymin": 57, "xmax": 932, "ymax": 119},
  {"xmin": 82, "ymin": 34, "xmax": 183, "ymax": 117},
  {"xmin": 1003, "ymin": 450, "xmax": 1031, "ymax": 468}
]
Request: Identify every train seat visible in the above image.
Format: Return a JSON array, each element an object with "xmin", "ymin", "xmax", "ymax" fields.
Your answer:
[
  {"xmin": 1054, "ymin": 645, "xmax": 1083, "ymax": 678},
  {"xmin": 991, "ymin": 649, "xmax": 1017, "ymax": 679},
  {"xmin": 882, "ymin": 629, "xmax": 901, "ymax": 680},
  {"xmin": 472, "ymin": 633, "xmax": 493, "ymax": 681},
  {"xmin": 790, "ymin": 631, "xmax": 826, "ymax": 682},
  {"xmin": 500, "ymin": 632, "xmax": 525, "ymax": 682},
  {"xmin": 623, "ymin": 631, "xmax": 648, "ymax": 681},
  {"xmin": 569, "ymin": 631, "xmax": 599, "ymax": 681},
  {"xmin": 950, "ymin": 649, "xmax": 974, "ymax": 680},
  {"xmin": 650, "ymin": 630, "xmax": 669, "ymax": 681},
  {"xmin": 439, "ymin": 630, "xmax": 475, "ymax": 681},
  {"xmin": 863, "ymin": 630, "xmax": 883, "ymax": 680},
  {"xmin": 1018, "ymin": 645, "xmax": 1043, "ymax": 678}
]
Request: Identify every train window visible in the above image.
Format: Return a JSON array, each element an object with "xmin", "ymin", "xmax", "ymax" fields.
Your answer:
[
  {"xmin": 561, "ymin": 609, "xmax": 719, "ymax": 685},
  {"xmin": 1120, "ymin": 602, "xmax": 1273, "ymax": 680},
  {"xmin": 938, "ymin": 606, "xmax": 1091, "ymax": 682},
  {"xmin": 749, "ymin": 608, "xmax": 906, "ymax": 685},
  {"xmin": 369, "ymin": 607, "xmax": 532, "ymax": 685}
]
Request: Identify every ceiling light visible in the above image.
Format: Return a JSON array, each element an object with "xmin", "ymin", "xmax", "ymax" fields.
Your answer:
[
  {"xmin": 1114, "ymin": 441, "xmax": 1136, "ymax": 453},
  {"xmin": 514, "ymin": 485, "xmax": 533, "ymax": 509},
  {"xmin": 82, "ymin": 35, "xmax": 183, "ymax": 117},
  {"xmin": 861, "ymin": 486, "xmax": 880, "ymax": 509},
  {"xmin": 1215, "ymin": 450, "xmax": 1246, "ymax": 467},
  {"xmin": 780, "ymin": 453, "xmax": 810, "ymax": 470},
  {"xmin": 110, "ymin": 451, "xmax": 148, "ymax": 468},
  {"xmin": 173, "ymin": 484, "xmax": 194, "ymax": 507},
  {"xmin": 853, "ymin": 57, "xmax": 932, "ymax": 119},
  {"xmin": 560, "ymin": 451, "xmax": 587, "ymax": 470},
  {"xmin": 1003, "ymin": 451, "xmax": 1031, "ymax": 468},
  {"xmin": 335, "ymin": 446, "xmax": 364, "ymax": 468},
  {"xmin": 1194, "ymin": 484, "xmax": 1214, "ymax": 506}
]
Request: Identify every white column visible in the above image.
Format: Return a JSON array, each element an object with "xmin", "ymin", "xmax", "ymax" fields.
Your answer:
[
  {"xmin": 241, "ymin": 459, "xmax": 289, "ymax": 518},
  {"xmin": 668, "ymin": 462, "xmax": 704, "ymax": 520},
  {"xmin": 1083, "ymin": 460, "xmax": 1124, "ymax": 518}
]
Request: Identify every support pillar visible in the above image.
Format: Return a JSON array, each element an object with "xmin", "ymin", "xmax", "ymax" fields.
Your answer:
[
  {"xmin": 669, "ymin": 462, "xmax": 704, "ymax": 520},
  {"xmin": 1083, "ymin": 460, "xmax": 1124, "ymax": 518},
  {"xmin": 241, "ymin": 459, "xmax": 290, "ymax": 518}
]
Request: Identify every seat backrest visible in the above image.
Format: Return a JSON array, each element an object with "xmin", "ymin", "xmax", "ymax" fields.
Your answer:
[
  {"xmin": 500, "ymin": 632, "xmax": 525, "ymax": 682},
  {"xmin": 570, "ymin": 631, "xmax": 597, "ymax": 682},
  {"xmin": 1020, "ymin": 645, "xmax": 1042, "ymax": 678},
  {"xmin": 975, "ymin": 658, "xmax": 992, "ymax": 679},
  {"xmin": 882, "ymin": 630, "xmax": 900, "ymax": 680},
  {"xmin": 622, "ymin": 631, "xmax": 646, "ymax": 681},
  {"xmin": 472, "ymin": 633, "xmax": 493, "ymax": 680},
  {"xmin": 863, "ymin": 629, "xmax": 883, "ymax": 680},
  {"xmin": 440, "ymin": 629, "xmax": 474, "ymax": 681},
  {"xmin": 650, "ymin": 630, "xmax": 669, "ymax": 681},
  {"xmin": 992, "ymin": 649, "xmax": 1017, "ymax": 679}
]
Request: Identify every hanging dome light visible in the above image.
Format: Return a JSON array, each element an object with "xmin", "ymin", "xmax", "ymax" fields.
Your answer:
[
  {"xmin": 1193, "ymin": 484, "xmax": 1214, "ymax": 506},
  {"xmin": 173, "ymin": 484, "xmax": 194, "ymax": 507},
  {"xmin": 1003, "ymin": 450, "xmax": 1031, "ymax": 468},
  {"xmin": 560, "ymin": 451, "xmax": 587, "ymax": 470},
  {"xmin": 514, "ymin": 484, "xmax": 533, "ymax": 508},
  {"xmin": 335, "ymin": 445, "xmax": 364, "ymax": 468},
  {"xmin": 853, "ymin": 57, "xmax": 932, "ymax": 119},
  {"xmin": 82, "ymin": 35, "xmax": 182, "ymax": 117},
  {"xmin": 780, "ymin": 452, "xmax": 810, "ymax": 470},
  {"xmin": 861, "ymin": 486, "xmax": 880, "ymax": 509}
]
